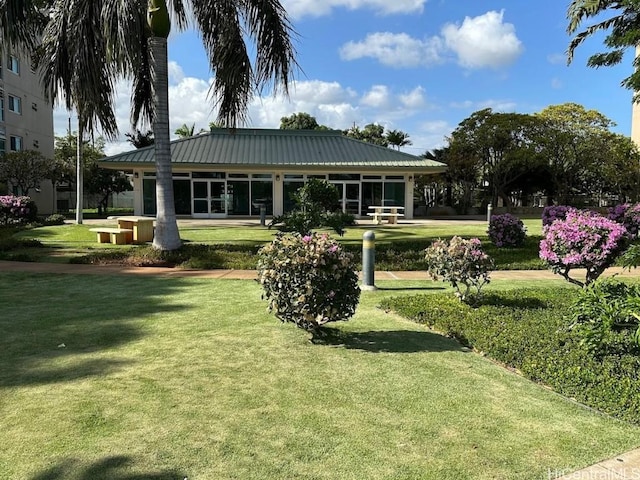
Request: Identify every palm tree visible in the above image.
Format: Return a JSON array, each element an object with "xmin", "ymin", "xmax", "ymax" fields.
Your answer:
[
  {"xmin": 386, "ymin": 129, "xmax": 412, "ymax": 150},
  {"xmin": 4, "ymin": 0, "xmax": 297, "ymax": 250},
  {"xmin": 125, "ymin": 129, "xmax": 155, "ymax": 149},
  {"xmin": 567, "ymin": 0, "xmax": 640, "ymax": 96},
  {"xmin": 175, "ymin": 123, "xmax": 207, "ymax": 138}
]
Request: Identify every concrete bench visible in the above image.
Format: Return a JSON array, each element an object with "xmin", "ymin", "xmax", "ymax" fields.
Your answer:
[
  {"xmin": 89, "ymin": 227, "xmax": 134, "ymax": 245},
  {"xmin": 366, "ymin": 212, "xmax": 405, "ymax": 225}
]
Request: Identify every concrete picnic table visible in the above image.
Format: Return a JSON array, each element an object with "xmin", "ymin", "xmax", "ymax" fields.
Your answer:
[{"xmin": 367, "ymin": 206, "xmax": 405, "ymax": 225}]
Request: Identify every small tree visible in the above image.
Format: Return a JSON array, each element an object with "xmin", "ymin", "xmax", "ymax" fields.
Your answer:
[
  {"xmin": 0, "ymin": 150, "xmax": 54, "ymax": 195},
  {"xmin": 85, "ymin": 163, "xmax": 133, "ymax": 215},
  {"xmin": 270, "ymin": 178, "xmax": 355, "ymax": 235},
  {"xmin": 258, "ymin": 232, "xmax": 361, "ymax": 332},
  {"xmin": 540, "ymin": 210, "xmax": 628, "ymax": 287}
]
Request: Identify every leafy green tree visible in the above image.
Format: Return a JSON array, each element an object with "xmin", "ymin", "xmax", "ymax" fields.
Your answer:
[
  {"xmin": 0, "ymin": 150, "xmax": 54, "ymax": 195},
  {"xmin": 6, "ymin": 0, "xmax": 297, "ymax": 250},
  {"xmin": 279, "ymin": 112, "xmax": 330, "ymax": 130},
  {"xmin": 535, "ymin": 103, "xmax": 615, "ymax": 204},
  {"xmin": 270, "ymin": 178, "xmax": 355, "ymax": 235},
  {"xmin": 125, "ymin": 129, "xmax": 154, "ymax": 149},
  {"xmin": 567, "ymin": 0, "xmax": 640, "ymax": 98},
  {"xmin": 344, "ymin": 123, "xmax": 389, "ymax": 147},
  {"xmin": 598, "ymin": 132, "xmax": 640, "ymax": 202},
  {"xmin": 85, "ymin": 163, "xmax": 133, "ymax": 215}
]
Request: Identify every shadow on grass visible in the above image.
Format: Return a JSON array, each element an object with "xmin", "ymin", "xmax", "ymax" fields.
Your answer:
[
  {"xmin": 375, "ymin": 285, "xmax": 446, "ymax": 291},
  {"xmin": 30, "ymin": 455, "xmax": 187, "ymax": 480},
  {"xmin": 312, "ymin": 327, "xmax": 464, "ymax": 353},
  {"xmin": 0, "ymin": 273, "xmax": 193, "ymax": 388}
]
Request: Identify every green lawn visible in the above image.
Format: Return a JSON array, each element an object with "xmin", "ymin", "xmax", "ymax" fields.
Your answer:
[
  {"xmin": 0, "ymin": 273, "xmax": 637, "ymax": 479},
  {"xmin": 6, "ymin": 219, "xmax": 546, "ymax": 270}
]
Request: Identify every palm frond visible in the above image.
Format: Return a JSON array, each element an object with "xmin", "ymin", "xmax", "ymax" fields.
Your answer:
[{"xmin": 0, "ymin": 0, "xmax": 44, "ymax": 50}]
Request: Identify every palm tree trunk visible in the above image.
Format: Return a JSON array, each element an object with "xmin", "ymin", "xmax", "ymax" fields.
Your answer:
[
  {"xmin": 149, "ymin": 36, "xmax": 181, "ymax": 250},
  {"xmin": 76, "ymin": 115, "xmax": 83, "ymax": 225}
]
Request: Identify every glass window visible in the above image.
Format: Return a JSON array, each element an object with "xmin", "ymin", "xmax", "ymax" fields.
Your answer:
[
  {"xmin": 228, "ymin": 173, "xmax": 249, "ymax": 178},
  {"xmin": 363, "ymin": 175, "xmax": 382, "ymax": 180},
  {"xmin": 284, "ymin": 174, "xmax": 303, "ymax": 179},
  {"xmin": 8, "ymin": 95, "xmax": 21, "ymax": 114},
  {"xmin": 227, "ymin": 180, "xmax": 250, "ymax": 215},
  {"xmin": 251, "ymin": 179, "xmax": 273, "ymax": 215},
  {"xmin": 385, "ymin": 175, "xmax": 404, "ymax": 180},
  {"xmin": 283, "ymin": 180, "xmax": 304, "ymax": 213},
  {"xmin": 328, "ymin": 173, "xmax": 360, "ymax": 181},
  {"xmin": 143, "ymin": 179, "xmax": 192, "ymax": 215},
  {"xmin": 7, "ymin": 55, "xmax": 19, "ymax": 75},
  {"xmin": 192, "ymin": 171, "xmax": 225, "ymax": 179},
  {"xmin": 307, "ymin": 174, "xmax": 326, "ymax": 179},
  {"xmin": 0, "ymin": 96, "xmax": 4, "ymax": 122},
  {"xmin": 9, "ymin": 135, "xmax": 22, "ymax": 151},
  {"xmin": 143, "ymin": 171, "xmax": 156, "ymax": 177},
  {"xmin": 361, "ymin": 182, "xmax": 383, "ymax": 216},
  {"xmin": 383, "ymin": 182, "xmax": 405, "ymax": 207},
  {"xmin": 251, "ymin": 173, "xmax": 272, "ymax": 179},
  {"xmin": 0, "ymin": 138, "xmax": 5, "ymax": 156}
]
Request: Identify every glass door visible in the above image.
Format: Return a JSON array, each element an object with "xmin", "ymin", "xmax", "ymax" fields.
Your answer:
[
  {"xmin": 331, "ymin": 182, "xmax": 360, "ymax": 215},
  {"xmin": 192, "ymin": 180, "xmax": 228, "ymax": 217}
]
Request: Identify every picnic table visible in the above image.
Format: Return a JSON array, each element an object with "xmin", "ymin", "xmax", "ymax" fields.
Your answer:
[
  {"xmin": 115, "ymin": 216, "xmax": 155, "ymax": 244},
  {"xmin": 367, "ymin": 206, "xmax": 405, "ymax": 225}
]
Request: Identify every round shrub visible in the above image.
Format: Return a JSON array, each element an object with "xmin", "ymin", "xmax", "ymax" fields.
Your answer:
[
  {"xmin": 487, "ymin": 213, "xmax": 526, "ymax": 247},
  {"xmin": 540, "ymin": 210, "xmax": 629, "ymax": 286},
  {"xmin": 424, "ymin": 236, "xmax": 494, "ymax": 303},
  {"xmin": 608, "ymin": 203, "xmax": 640, "ymax": 238},
  {"xmin": 542, "ymin": 205, "xmax": 576, "ymax": 227},
  {"xmin": 257, "ymin": 232, "xmax": 361, "ymax": 331},
  {"xmin": 44, "ymin": 214, "xmax": 67, "ymax": 225}
]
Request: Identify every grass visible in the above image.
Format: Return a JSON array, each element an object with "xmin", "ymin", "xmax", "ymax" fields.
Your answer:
[
  {"xmin": 4, "ymin": 218, "xmax": 547, "ymax": 270},
  {"xmin": 0, "ymin": 273, "xmax": 638, "ymax": 479}
]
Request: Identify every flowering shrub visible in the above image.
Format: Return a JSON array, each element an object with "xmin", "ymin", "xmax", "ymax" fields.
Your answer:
[
  {"xmin": 539, "ymin": 210, "xmax": 628, "ymax": 287},
  {"xmin": 487, "ymin": 213, "xmax": 526, "ymax": 247},
  {"xmin": 257, "ymin": 232, "xmax": 360, "ymax": 331},
  {"xmin": 608, "ymin": 203, "xmax": 640, "ymax": 238},
  {"xmin": 542, "ymin": 205, "xmax": 576, "ymax": 227},
  {"xmin": 0, "ymin": 195, "xmax": 37, "ymax": 226},
  {"xmin": 424, "ymin": 236, "xmax": 494, "ymax": 303}
]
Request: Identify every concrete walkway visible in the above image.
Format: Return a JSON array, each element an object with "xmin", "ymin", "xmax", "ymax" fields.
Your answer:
[{"xmin": 1, "ymin": 259, "xmax": 640, "ymax": 478}]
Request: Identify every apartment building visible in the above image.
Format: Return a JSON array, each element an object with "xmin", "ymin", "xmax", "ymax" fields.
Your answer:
[{"xmin": 1, "ymin": 47, "xmax": 55, "ymax": 214}]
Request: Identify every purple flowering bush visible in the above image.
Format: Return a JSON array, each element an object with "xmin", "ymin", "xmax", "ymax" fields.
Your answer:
[
  {"xmin": 257, "ymin": 232, "xmax": 360, "ymax": 331},
  {"xmin": 0, "ymin": 195, "xmax": 37, "ymax": 226},
  {"xmin": 487, "ymin": 213, "xmax": 527, "ymax": 247},
  {"xmin": 542, "ymin": 205, "xmax": 576, "ymax": 227},
  {"xmin": 539, "ymin": 210, "xmax": 629, "ymax": 287},
  {"xmin": 608, "ymin": 203, "xmax": 640, "ymax": 238},
  {"xmin": 424, "ymin": 236, "xmax": 494, "ymax": 303}
]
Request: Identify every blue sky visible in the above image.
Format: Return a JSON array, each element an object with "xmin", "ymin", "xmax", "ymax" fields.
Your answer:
[{"xmin": 54, "ymin": 1, "xmax": 635, "ymax": 155}]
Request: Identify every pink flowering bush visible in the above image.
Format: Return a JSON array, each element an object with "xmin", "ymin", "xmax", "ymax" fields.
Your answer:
[
  {"xmin": 257, "ymin": 232, "xmax": 360, "ymax": 331},
  {"xmin": 0, "ymin": 195, "xmax": 37, "ymax": 226},
  {"xmin": 608, "ymin": 203, "xmax": 640, "ymax": 238},
  {"xmin": 424, "ymin": 236, "xmax": 494, "ymax": 303},
  {"xmin": 542, "ymin": 205, "xmax": 576, "ymax": 227},
  {"xmin": 540, "ymin": 210, "xmax": 629, "ymax": 287},
  {"xmin": 487, "ymin": 213, "xmax": 526, "ymax": 247}
]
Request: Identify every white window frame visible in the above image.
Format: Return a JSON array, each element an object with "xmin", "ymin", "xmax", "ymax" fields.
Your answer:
[
  {"xmin": 8, "ymin": 95, "xmax": 21, "ymax": 114},
  {"xmin": 9, "ymin": 135, "xmax": 22, "ymax": 151},
  {"xmin": 7, "ymin": 55, "xmax": 19, "ymax": 75}
]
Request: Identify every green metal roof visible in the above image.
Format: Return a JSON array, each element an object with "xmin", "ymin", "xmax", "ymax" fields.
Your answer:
[{"xmin": 100, "ymin": 128, "xmax": 446, "ymax": 172}]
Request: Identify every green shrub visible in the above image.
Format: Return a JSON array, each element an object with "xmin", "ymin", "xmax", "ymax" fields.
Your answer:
[
  {"xmin": 381, "ymin": 288, "xmax": 640, "ymax": 424},
  {"xmin": 424, "ymin": 236, "xmax": 494, "ymax": 303},
  {"xmin": 569, "ymin": 278, "xmax": 640, "ymax": 355},
  {"xmin": 43, "ymin": 214, "xmax": 67, "ymax": 225},
  {"xmin": 257, "ymin": 232, "xmax": 360, "ymax": 331}
]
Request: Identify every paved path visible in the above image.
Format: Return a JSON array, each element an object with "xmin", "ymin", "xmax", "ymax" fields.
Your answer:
[{"xmin": 2, "ymin": 259, "xmax": 640, "ymax": 478}]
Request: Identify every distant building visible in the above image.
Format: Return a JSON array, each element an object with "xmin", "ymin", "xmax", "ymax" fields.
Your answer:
[
  {"xmin": 1, "ymin": 46, "xmax": 55, "ymax": 214},
  {"xmin": 99, "ymin": 128, "xmax": 447, "ymax": 219}
]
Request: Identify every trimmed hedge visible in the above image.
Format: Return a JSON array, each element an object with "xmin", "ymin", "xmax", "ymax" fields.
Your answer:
[{"xmin": 380, "ymin": 288, "xmax": 640, "ymax": 424}]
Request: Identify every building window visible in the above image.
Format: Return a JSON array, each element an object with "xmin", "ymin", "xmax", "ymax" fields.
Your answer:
[
  {"xmin": 0, "ymin": 96, "xmax": 4, "ymax": 122},
  {"xmin": 0, "ymin": 138, "xmax": 5, "ymax": 156},
  {"xmin": 7, "ymin": 55, "xmax": 19, "ymax": 75},
  {"xmin": 8, "ymin": 95, "xmax": 21, "ymax": 114},
  {"xmin": 9, "ymin": 135, "xmax": 22, "ymax": 151}
]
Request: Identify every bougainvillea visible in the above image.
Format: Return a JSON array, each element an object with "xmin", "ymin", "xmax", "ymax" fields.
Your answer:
[
  {"xmin": 608, "ymin": 203, "xmax": 640, "ymax": 238},
  {"xmin": 540, "ymin": 210, "xmax": 628, "ymax": 287},
  {"xmin": 0, "ymin": 195, "xmax": 37, "ymax": 226},
  {"xmin": 424, "ymin": 236, "xmax": 494, "ymax": 303},
  {"xmin": 542, "ymin": 205, "xmax": 576, "ymax": 227},
  {"xmin": 487, "ymin": 213, "xmax": 527, "ymax": 247},
  {"xmin": 257, "ymin": 232, "xmax": 360, "ymax": 331}
]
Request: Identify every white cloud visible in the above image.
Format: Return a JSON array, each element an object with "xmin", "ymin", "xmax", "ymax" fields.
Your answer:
[
  {"xmin": 399, "ymin": 86, "xmax": 427, "ymax": 109},
  {"xmin": 340, "ymin": 10, "xmax": 523, "ymax": 71},
  {"xmin": 441, "ymin": 10, "xmax": 523, "ymax": 69},
  {"xmin": 340, "ymin": 32, "xmax": 443, "ymax": 68},
  {"xmin": 282, "ymin": 0, "xmax": 427, "ymax": 20},
  {"xmin": 361, "ymin": 85, "xmax": 392, "ymax": 108}
]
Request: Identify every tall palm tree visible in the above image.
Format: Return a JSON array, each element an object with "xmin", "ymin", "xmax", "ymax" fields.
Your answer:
[
  {"xmin": 386, "ymin": 129, "xmax": 412, "ymax": 150},
  {"xmin": 4, "ymin": 0, "xmax": 297, "ymax": 250},
  {"xmin": 567, "ymin": 0, "xmax": 640, "ymax": 96},
  {"xmin": 175, "ymin": 123, "xmax": 207, "ymax": 138}
]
